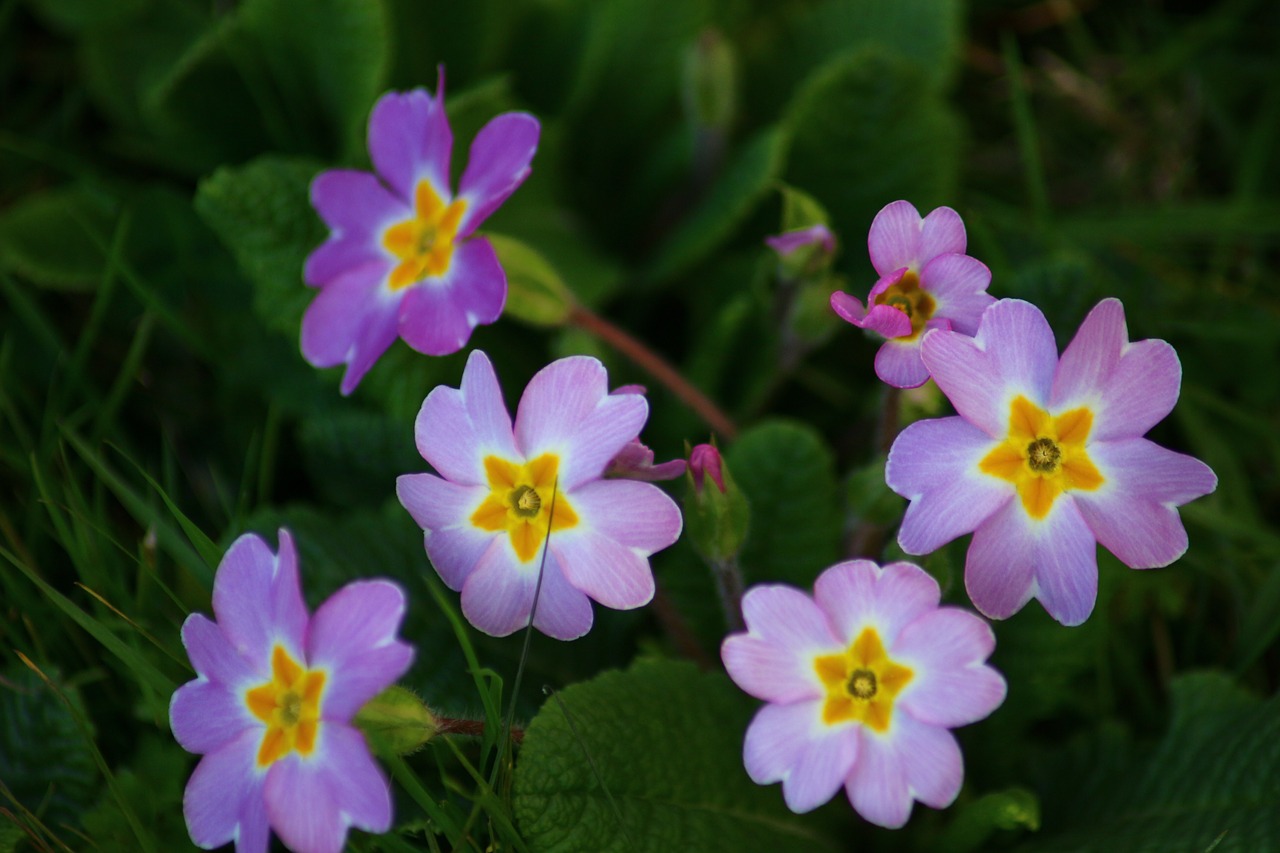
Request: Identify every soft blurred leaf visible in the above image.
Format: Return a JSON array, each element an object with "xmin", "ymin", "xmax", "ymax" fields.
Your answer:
[
  {"xmin": 778, "ymin": 183, "xmax": 831, "ymax": 232},
  {"xmin": 80, "ymin": 737, "xmax": 197, "ymax": 852},
  {"xmin": 0, "ymin": 186, "xmax": 116, "ymax": 291},
  {"xmin": 937, "ymin": 787, "xmax": 1041, "ymax": 853},
  {"xmin": 297, "ymin": 409, "xmax": 423, "ymax": 508},
  {"xmin": 489, "ymin": 233, "xmax": 575, "ymax": 327},
  {"xmin": 512, "ymin": 659, "xmax": 839, "ymax": 852}
]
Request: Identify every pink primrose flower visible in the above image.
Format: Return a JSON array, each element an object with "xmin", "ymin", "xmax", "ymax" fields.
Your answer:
[
  {"xmin": 722, "ymin": 560, "xmax": 1005, "ymax": 827},
  {"xmin": 302, "ymin": 71, "xmax": 540, "ymax": 394},
  {"xmin": 396, "ymin": 350, "xmax": 683, "ymax": 640},
  {"xmin": 170, "ymin": 530, "xmax": 414, "ymax": 853},
  {"xmin": 887, "ymin": 298, "xmax": 1218, "ymax": 626},
  {"xmin": 831, "ymin": 200, "xmax": 994, "ymax": 388}
]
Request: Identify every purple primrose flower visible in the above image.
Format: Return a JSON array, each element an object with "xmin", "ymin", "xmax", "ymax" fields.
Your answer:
[
  {"xmin": 886, "ymin": 298, "xmax": 1218, "ymax": 625},
  {"xmin": 302, "ymin": 71, "xmax": 540, "ymax": 394},
  {"xmin": 831, "ymin": 200, "xmax": 994, "ymax": 388},
  {"xmin": 722, "ymin": 560, "xmax": 1005, "ymax": 827},
  {"xmin": 170, "ymin": 530, "xmax": 413, "ymax": 853},
  {"xmin": 397, "ymin": 350, "xmax": 683, "ymax": 640}
]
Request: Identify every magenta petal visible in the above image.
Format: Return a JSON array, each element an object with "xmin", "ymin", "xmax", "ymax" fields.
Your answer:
[
  {"xmin": 305, "ymin": 236, "xmax": 389, "ymax": 289},
  {"xmin": 212, "ymin": 531, "xmax": 307, "ymax": 673},
  {"xmin": 830, "ymin": 291, "xmax": 867, "ymax": 324},
  {"xmin": 964, "ymin": 500, "xmax": 1038, "ymax": 620},
  {"xmin": 308, "ymin": 581, "xmax": 414, "ymax": 720},
  {"xmin": 179, "ymin": 613, "xmax": 255, "ymax": 687},
  {"xmin": 529, "ymin": 549, "xmax": 595, "ymax": 640},
  {"xmin": 398, "ymin": 238, "xmax": 506, "ymax": 356},
  {"xmin": 918, "ymin": 206, "xmax": 967, "ymax": 261},
  {"xmin": 514, "ymin": 356, "xmax": 649, "ymax": 490},
  {"xmin": 894, "ymin": 609, "xmax": 1005, "ymax": 727},
  {"xmin": 724, "ymin": 587, "xmax": 836, "ymax": 704},
  {"xmin": 308, "ymin": 169, "xmax": 405, "ymax": 245},
  {"xmin": 874, "ymin": 339, "xmax": 930, "ymax": 388},
  {"xmin": 813, "ymin": 560, "xmax": 940, "ymax": 645},
  {"xmin": 300, "ymin": 260, "xmax": 394, "ymax": 364},
  {"xmin": 861, "ymin": 303, "xmax": 914, "ymax": 339},
  {"xmin": 456, "ymin": 112, "xmax": 541, "ymax": 236},
  {"xmin": 888, "ymin": 418, "xmax": 1012, "ymax": 554},
  {"xmin": 1074, "ymin": 439, "xmax": 1217, "ymax": 568},
  {"xmin": 868, "ymin": 200, "xmax": 923, "ymax": 275},
  {"xmin": 367, "ymin": 85, "xmax": 452, "ymax": 205},
  {"xmin": 845, "ymin": 729, "xmax": 912, "ymax": 828},
  {"xmin": 894, "ymin": 715, "xmax": 964, "ymax": 810},
  {"xmin": 552, "ymin": 530, "xmax": 654, "ymax": 610},
  {"xmin": 170, "ymin": 679, "xmax": 253, "ymax": 756},
  {"xmin": 183, "ymin": 729, "xmax": 269, "ymax": 853},
  {"xmin": 743, "ymin": 701, "xmax": 857, "ymax": 814},
  {"xmin": 265, "ymin": 725, "xmax": 391, "ymax": 853},
  {"xmin": 411, "ymin": 350, "xmax": 519, "ymax": 485},
  {"xmin": 570, "ymin": 478, "xmax": 682, "ymax": 555}
]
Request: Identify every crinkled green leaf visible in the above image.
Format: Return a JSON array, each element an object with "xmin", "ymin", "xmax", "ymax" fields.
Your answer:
[
  {"xmin": 0, "ymin": 186, "xmax": 116, "ymax": 291},
  {"xmin": 727, "ymin": 419, "xmax": 841, "ymax": 585},
  {"xmin": 513, "ymin": 659, "xmax": 839, "ymax": 852},
  {"xmin": 784, "ymin": 48, "xmax": 960, "ymax": 246}
]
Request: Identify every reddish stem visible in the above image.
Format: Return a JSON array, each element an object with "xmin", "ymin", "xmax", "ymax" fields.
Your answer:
[
  {"xmin": 567, "ymin": 304, "xmax": 739, "ymax": 441},
  {"xmin": 435, "ymin": 716, "xmax": 524, "ymax": 745}
]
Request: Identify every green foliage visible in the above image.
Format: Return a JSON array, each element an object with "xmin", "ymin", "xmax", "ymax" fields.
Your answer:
[
  {"xmin": 0, "ymin": 185, "xmax": 116, "ymax": 291},
  {"xmin": 489, "ymin": 234, "xmax": 576, "ymax": 327},
  {"xmin": 512, "ymin": 659, "xmax": 839, "ymax": 852}
]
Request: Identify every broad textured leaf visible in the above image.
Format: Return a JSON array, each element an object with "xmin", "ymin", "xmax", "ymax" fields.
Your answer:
[
  {"xmin": 513, "ymin": 659, "xmax": 839, "ymax": 852},
  {"xmin": 727, "ymin": 419, "xmax": 841, "ymax": 585},
  {"xmin": 0, "ymin": 186, "xmax": 116, "ymax": 291},
  {"xmin": 784, "ymin": 49, "xmax": 961, "ymax": 248}
]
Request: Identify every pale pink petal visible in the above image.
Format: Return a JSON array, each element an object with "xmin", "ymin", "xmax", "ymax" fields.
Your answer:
[
  {"xmin": 813, "ymin": 560, "xmax": 940, "ymax": 645},
  {"xmin": 1049, "ymin": 298, "xmax": 1126, "ymax": 410},
  {"xmin": 1032, "ymin": 498, "xmax": 1099, "ymax": 626},
  {"xmin": 721, "ymin": 633, "xmax": 824, "ymax": 705},
  {"xmin": 411, "ymin": 350, "xmax": 519, "ymax": 485},
  {"xmin": 743, "ymin": 701, "xmax": 857, "ymax": 814},
  {"xmin": 552, "ymin": 529, "xmax": 655, "ymax": 610},
  {"xmin": 918, "ymin": 206, "xmax": 967, "ymax": 262},
  {"xmin": 179, "ymin": 613, "xmax": 255, "ymax": 687},
  {"xmin": 862, "ymin": 302, "xmax": 914, "ymax": 339},
  {"xmin": 923, "ymin": 299, "xmax": 1059, "ymax": 438},
  {"xmin": 182, "ymin": 728, "xmax": 269, "ymax": 853},
  {"xmin": 367, "ymin": 83, "xmax": 452, "ymax": 205},
  {"xmin": 170, "ymin": 679, "xmax": 253, "ymax": 756},
  {"xmin": 845, "ymin": 729, "xmax": 912, "ymax": 828},
  {"xmin": 568, "ymin": 478, "xmax": 682, "ymax": 554},
  {"xmin": 893, "ymin": 609, "xmax": 1006, "ymax": 727},
  {"xmin": 265, "ymin": 725, "xmax": 391, "ymax": 853},
  {"xmin": 396, "ymin": 473, "xmax": 488, "ymax": 533},
  {"xmin": 894, "ymin": 715, "xmax": 964, "ymax": 810},
  {"xmin": 964, "ymin": 500, "xmax": 1037, "ymax": 620},
  {"xmin": 530, "ymin": 549, "xmax": 595, "ymax": 640},
  {"xmin": 398, "ymin": 238, "xmax": 506, "ymax": 356},
  {"xmin": 308, "ymin": 581, "xmax": 414, "ymax": 720},
  {"xmin": 888, "ymin": 417, "xmax": 1012, "ymax": 555},
  {"xmin": 456, "ymin": 112, "xmax": 541, "ymax": 236},
  {"xmin": 514, "ymin": 357, "xmax": 649, "ymax": 490},
  {"xmin": 741, "ymin": 585, "xmax": 843, "ymax": 659},
  {"xmin": 212, "ymin": 531, "xmax": 307, "ymax": 673},
  {"xmin": 1074, "ymin": 439, "xmax": 1217, "ymax": 568},
  {"xmin": 766, "ymin": 224, "xmax": 835, "ymax": 257},
  {"xmin": 830, "ymin": 291, "xmax": 867, "ymax": 324},
  {"xmin": 919, "ymin": 253, "xmax": 989, "ymax": 300},
  {"xmin": 868, "ymin": 200, "xmax": 923, "ymax": 275},
  {"xmin": 459, "ymin": 542, "xmax": 572, "ymax": 637},
  {"xmin": 873, "ymin": 338, "xmax": 930, "ymax": 388}
]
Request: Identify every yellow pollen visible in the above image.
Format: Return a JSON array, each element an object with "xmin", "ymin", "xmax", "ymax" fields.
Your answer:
[
  {"xmin": 978, "ymin": 396, "xmax": 1105, "ymax": 519},
  {"xmin": 814, "ymin": 628, "xmax": 913, "ymax": 732},
  {"xmin": 873, "ymin": 270, "xmax": 936, "ymax": 340},
  {"xmin": 382, "ymin": 180, "xmax": 468, "ymax": 290},
  {"xmin": 470, "ymin": 454, "xmax": 579, "ymax": 562},
  {"xmin": 244, "ymin": 646, "xmax": 325, "ymax": 767}
]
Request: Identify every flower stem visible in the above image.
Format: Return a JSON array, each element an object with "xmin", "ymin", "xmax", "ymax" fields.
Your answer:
[
  {"xmin": 567, "ymin": 303, "xmax": 739, "ymax": 441},
  {"xmin": 436, "ymin": 716, "xmax": 524, "ymax": 745},
  {"xmin": 651, "ymin": 584, "xmax": 716, "ymax": 670},
  {"xmin": 711, "ymin": 556, "xmax": 746, "ymax": 633}
]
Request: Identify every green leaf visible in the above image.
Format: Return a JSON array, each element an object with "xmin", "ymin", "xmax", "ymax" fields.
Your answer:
[
  {"xmin": 80, "ymin": 737, "xmax": 198, "ymax": 852},
  {"xmin": 0, "ymin": 186, "xmax": 117, "ymax": 291},
  {"xmin": 194, "ymin": 155, "xmax": 325, "ymax": 336},
  {"xmin": 24, "ymin": 0, "xmax": 147, "ymax": 32},
  {"xmin": 513, "ymin": 659, "xmax": 839, "ymax": 852},
  {"xmin": 1023, "ymin": 672, "xmax": 1280, "ymax": 852},
  {"xmin": 937, "ymin": 787, "xmax": 1040, "ymax": 853},
  {"xmin": 488, "ymin": 233, "xmax": 575, "ymax": 327},
  {"xmin": 644, "ymin": 126, "xmax": 789, "ymax": 285},
  {"xmin": 784, "ymin": 49, "xmax": 961, "ymax": 246},
  {"xmin": 297, "ymin": 409, "xmax": 424, "ymax": 508},
  {"xmin": 727, "ymin": 419, "xmax": 841, "ymax": 584},
  {"xmin": 778, "ymin": 183, "xmax": 831, "ymax": 232}
]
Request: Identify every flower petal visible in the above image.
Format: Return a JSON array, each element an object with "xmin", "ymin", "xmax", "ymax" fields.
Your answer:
[
  {"xmin": 300, "ymin": 261, "xmax": 394, "ymax": 368},
  {"xmin": 569, "ymin": 478, "xmax": 682, "ymax": 555},
  {"xmin": 893, "ymin": 609, "xmax": 1005, "ymax": 727},
  {"xmin": 861, "ymin": 301, "xmax": 915, "ymax": 339},
  {"xmin": 456, "ymin": 112, "xmax": 540, "ymax": 236},
  {"xmin": 182, "ymin": 728, "xmax": 269, "ymax": 853},
  {"xmin": 212, "ymin": 531, "xmax": 308, "ymax": 673},
  {"xmin": 305, "ymin": 169, "xmax": 405, "ymax": 281},
  {"xmin": 918, "ymin": 206, "xmax": 967, "ymax": 262},
  {"xmin": 458, "ymin": 540, "xmax": 594, "ymax": 638},
  {"xmin": 895, "ymin": 714, "xmax": 964, "ymax": 810},
  {"xmin": 922, "ymin": 299, "xmax": 1059, "ymax": 437},
  {"xmin": 1031, "ymin": 498, "xmax": 1098, "ymax": 626},
  {"xmin": 1074, "ymin": 438, "xmax": 1216, "ymax": 568},
  {"xmin": 873, "ymin": 338, "xmax": 930, "ymax": 388},
  {"xmin": 743, "ymin": 700, "xmax": 857, "ymax": 814},
  {"xmin": 179, "ymin": 612, "xmax": 255, "ymax": 687},
  {"xmin": 308, "ymin": 581, "xmax": 414, "ymax": 720},
  {"xmin": 964, "ymin": 500, "xmax": 1038, "ymax": 621},
  {"xmin": 265, "ymin": 724, "xmax": 392, "ymax": 853},
  {"xmin": 813, "ymin": 560, "xmax": 940, "ymax": 645},
  {"xmin": 868, "ymin": 200, "xmax": 923, "ymax": 275},
  {"xmin": 514, "ymin": 356, "xmax": 649, "ymax": 490},
  {"xmin": 171, "ymin": 678, "xmax": 254, "ymax": 756},
  {"xmin": 919, "ymin": 253, "xmax": 992, "ymax": 330},
  {"xmin": 845, "ymin": 729, "xmax": 912, "ymax": 828},
  {"xmin": 888, "ymin": 417, "xmax": 1012, "ymax": 554},
  {"xmin": 398, "ymin": 238, "xmax": 506, "ymax": 356},
  {"xmin": 411, "ymin": 349, "xmax": 519, "ymax": 484},
  {"xmin": 397, "ymin": 473, "xmax": 487, "ymax": 533},
  {"xmin": 368, "ymin": 84, "xmax": 452, "ymax": 205},
  {"xmin": 552, "ymin": 529, "xmax": 654, "ymax": 610},
  {"xmin": 830, "ymin": 291, "xmax": 867, "ymax": 324},
  {"xmin": 530, "ymin": 548, "xmax": 596, "ymax": 640}
]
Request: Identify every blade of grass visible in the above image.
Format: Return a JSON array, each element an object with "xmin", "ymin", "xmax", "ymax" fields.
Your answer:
[{"xmin": 1002, "ymin": 33, "xmax": 1050, "ymax": 230}]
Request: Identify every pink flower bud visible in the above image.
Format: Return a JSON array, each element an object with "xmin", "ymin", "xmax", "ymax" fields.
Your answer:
[{"xmin": 689, "ymin": 443, "xmax": 726, "ymax": 493}]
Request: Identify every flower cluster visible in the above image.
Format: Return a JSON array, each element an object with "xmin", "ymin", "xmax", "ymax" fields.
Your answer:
[{"xmin": 171, "ymin": 530, "xmax": 413, "ymax": 853}]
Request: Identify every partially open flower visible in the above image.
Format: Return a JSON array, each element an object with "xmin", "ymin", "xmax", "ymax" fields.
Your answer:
[
  {"xmin": 722, "ymin": 560, "xmax": 1005, "ymax": 827},
  {"xmin": 170, "ymin": 530, "xmax": 413, "ymax": 853}
]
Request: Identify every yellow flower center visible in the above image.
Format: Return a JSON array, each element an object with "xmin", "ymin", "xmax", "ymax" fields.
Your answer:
[
  {"xmin": 244, "ymin": 646, "xmax": 326, "ymax": 767},
  {"xmin": 469, "ymin": 454, "xmax": 579, "ymax": 563},
  {"xmin": 978, "ymin": 395, "xmax": 1105, "ymax": 520},
  {"xmin": 813, "ymin": 627, "xmax": 913, "ymax": 732},
  {"xmin": 382, "ymin": 180, "xmax": 468, "ymax": 290},
  {"xmin": 873, "ymin": 270, "xmax": 936, "ymax": 340}
]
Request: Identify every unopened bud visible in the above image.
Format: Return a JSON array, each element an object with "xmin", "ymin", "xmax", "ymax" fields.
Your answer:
[
  {"xmin": 766, "ymin": 224, "xmax": 838, "ymax": 280},
  {"xmin": 354, "ymin": 685, "xmax": 437, "ymax": 757},
  {"xmin": 684, "ymin": 443, "xmax": 748, "ymax": 563}
]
